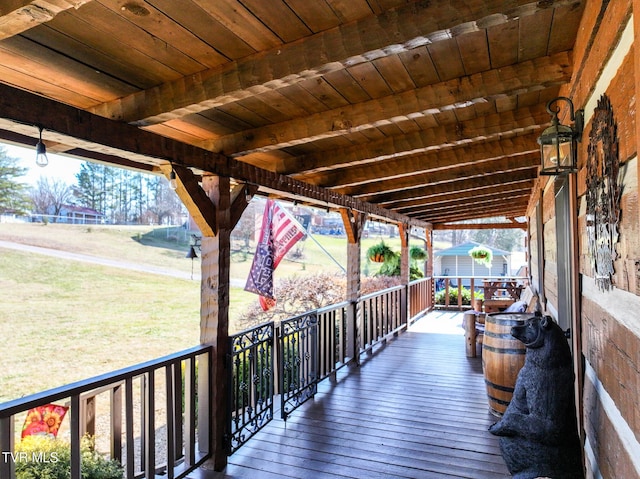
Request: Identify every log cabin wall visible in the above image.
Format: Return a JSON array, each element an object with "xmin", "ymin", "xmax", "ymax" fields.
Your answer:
[{"xmin": 527, "ymin": 1, "xmax": 640, "ymax": 477}]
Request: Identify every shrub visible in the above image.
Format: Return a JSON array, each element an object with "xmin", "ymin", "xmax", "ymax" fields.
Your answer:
[
  {"xmin": 15, "ymin": 435, "xmax": 123, "ymax": 479},
  {"xmin": 434, "ymin": 286, "xmax": 473, "ymax": 306}
]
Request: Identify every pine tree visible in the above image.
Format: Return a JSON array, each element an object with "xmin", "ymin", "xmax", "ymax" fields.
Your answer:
[{"xmin": 0, "ymin": 147, "xmax": 31, "ymax": 215}]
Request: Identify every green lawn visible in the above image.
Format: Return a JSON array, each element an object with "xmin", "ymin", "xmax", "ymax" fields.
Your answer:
[{"xmin": 0, "ymin": 223, "xmax": 408, "ymax": 402}]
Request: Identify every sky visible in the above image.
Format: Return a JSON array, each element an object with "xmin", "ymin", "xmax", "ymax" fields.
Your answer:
[{"xmin": 1, "ymin": 141, "xmax": 82, "ymax": 186}]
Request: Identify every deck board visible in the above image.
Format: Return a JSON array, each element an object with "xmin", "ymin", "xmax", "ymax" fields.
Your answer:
[{"xmin": 188, "ymin": 313, "xmax": 510, "ymax": 478}]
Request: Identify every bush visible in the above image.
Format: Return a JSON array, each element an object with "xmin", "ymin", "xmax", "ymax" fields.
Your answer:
[
  {"xmin": 15, "ymin": 435, "xmax": 123, "ymax": 479},
  {"xmin": 434, "ymin": 286, "xmax": 473, "ymax": 306}
]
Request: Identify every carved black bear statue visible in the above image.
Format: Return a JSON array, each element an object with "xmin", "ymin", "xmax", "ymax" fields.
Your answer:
[{"xmin": 488, "ymin": 314, "xmax": 584, "ymax": 479}]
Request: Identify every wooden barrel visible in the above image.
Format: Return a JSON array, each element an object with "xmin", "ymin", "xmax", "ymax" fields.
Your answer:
[{"xmin": 481, "ymin": 312, "xmax": 532, "ymax": 416}]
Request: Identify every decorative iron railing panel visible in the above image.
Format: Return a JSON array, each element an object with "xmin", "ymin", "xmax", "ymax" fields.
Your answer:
[
  {"xmin": 0, "ymin": 346, "xmax": 212, "ymax": 479},
  {"xmin": 279, "ymin": 311, "xmax": 319, "ymax": 420},
  {"xmin": 227, "ymin": 322, "xmax": 275, "ymax": 454}
]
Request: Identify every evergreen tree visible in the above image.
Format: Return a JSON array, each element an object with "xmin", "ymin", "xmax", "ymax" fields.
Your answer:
[{"xmin": 0, "ymin": 147, "xmax": 32, "ymax": 215}]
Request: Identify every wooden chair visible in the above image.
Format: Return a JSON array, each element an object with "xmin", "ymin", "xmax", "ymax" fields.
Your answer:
[{"xmin": 464, "ymin": 286, "xmax": 538, "ymax": 358}]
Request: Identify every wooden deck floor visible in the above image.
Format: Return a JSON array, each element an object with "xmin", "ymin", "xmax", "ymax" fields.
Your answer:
[{"xmin": 188, "ymin": 312, "xmax": 510, "ymax": 479}]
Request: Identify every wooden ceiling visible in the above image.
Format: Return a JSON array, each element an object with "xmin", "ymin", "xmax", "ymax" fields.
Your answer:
[{"xmin": 0, "ymin": 0, "xmax": 585, "ymax": 227}]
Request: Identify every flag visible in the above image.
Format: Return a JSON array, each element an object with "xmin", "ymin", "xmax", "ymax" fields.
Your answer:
[
  {"xmin": 21, "ymin": 404, "xmax": 68, "ymax": 439},
  {"xmin": 245, "ymin": 200, "xmax": 305, "ymax": 310}
]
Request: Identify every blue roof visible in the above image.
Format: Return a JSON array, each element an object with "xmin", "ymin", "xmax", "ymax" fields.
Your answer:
[{"xmin": 434, "ymin": 241, "xmax": 511, "ymax": 257}]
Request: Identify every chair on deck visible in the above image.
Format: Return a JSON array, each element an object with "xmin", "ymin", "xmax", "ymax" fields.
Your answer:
[{"xmin": 464, "ymin": 286, "xmax": 538, "ymax": 358}]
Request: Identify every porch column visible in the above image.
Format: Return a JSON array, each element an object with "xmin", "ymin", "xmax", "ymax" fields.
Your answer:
[
  {"xmin": 340, "ymin": 208, "xmax": 367, "ymax": 363},
  {"xmin": 398, "ymin": 223, "xmax": 410, "ymax": 322},
  {"xmin": 199, "ymin": 175, "xmax": 231, "ymax": 471}
]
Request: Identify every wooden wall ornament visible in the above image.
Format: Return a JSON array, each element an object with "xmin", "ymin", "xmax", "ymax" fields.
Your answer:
[{"xmin": 585, "ymin": 94, "xmax": 621, "ymax": 291}]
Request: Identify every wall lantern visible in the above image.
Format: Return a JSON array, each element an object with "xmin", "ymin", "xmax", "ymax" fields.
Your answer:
[{"xmin": 537, "ymin": 97, "xmax": 584, "ymax": 176}]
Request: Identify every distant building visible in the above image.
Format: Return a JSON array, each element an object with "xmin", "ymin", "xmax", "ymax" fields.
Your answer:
[
  {"xmin": 53, "ymin": 205, "xmax": 105, "ymax": 224},
  {"xmin": 434, "ymin": 241, "xmax": 512, "ymax": 285}
]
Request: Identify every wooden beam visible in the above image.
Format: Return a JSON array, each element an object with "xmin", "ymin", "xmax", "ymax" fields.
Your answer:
[
  {"xmin": 433, "ymin": 222, "xmax": 528, "ymax": 231},
  {"xmin": 385, "ymin": 180, "xmax": 534, "ymax": 210},
  {"xmin": 0, "ymin": 83, "xmax": 429, "ymax": 228},
  {"xmin": 303, "ymin": 133, "xmax": 540, "ymax": 188},
  {"xmin": 368, "ymin": 169, "xmax": 539, "ymax": 205},
  {"xmin": 159, "ymin": 164, "xmax": 217, "ymax": 237},
  {"xmin": 280, "ymin": 105, "xmax": 550, "ymax": 176},
  {"xmin": 340, "ymin": 153, "xmax": 540, "ymax": 197},
  {"xmin": 0, "ymin": 0, "xmax": 92, "ymax": 40},
  {"xmin": 89, "ymin": 1, "xmax": 578, "ymax": 126},
  {"xmin": 207, "ymin": 52, "xmax": 572, "ymax": 157}
]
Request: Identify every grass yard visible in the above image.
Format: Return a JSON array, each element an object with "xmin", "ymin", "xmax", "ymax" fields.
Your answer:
[{"xmin": 0, "ymin": 222, "xmax": 409, "ymax": 403}]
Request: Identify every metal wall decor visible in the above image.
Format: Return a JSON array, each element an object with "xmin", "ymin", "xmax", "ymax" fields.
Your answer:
[{"xmin": 586, "ymin": 94, "xmax": 621, "ymax": 291}]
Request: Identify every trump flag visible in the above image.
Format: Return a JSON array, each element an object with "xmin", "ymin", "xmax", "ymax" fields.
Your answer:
[{"xmin": 244, "ymin": 200, "xmax": 305, "ymax": 309}]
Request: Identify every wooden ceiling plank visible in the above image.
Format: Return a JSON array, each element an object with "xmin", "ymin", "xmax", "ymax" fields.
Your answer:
[
  {"xmin": 456, "ymin": 29, "xmax": 491, "ymax": 76},
  {"xmin": 146, "ymin": 0, "xmax": 254, "ymax": 60},
  {"xmin": 37, "ymin": 7, "xmax": 184, "ymax": 85},
  {"xmin": 238, "ymin": 0, "xmax": 312, "ymax": 42},
  {"xmin": 0, "ymin": 63, "xmax": 97, "ymax": 108},
  {"xmin": 362, "ymin": 169, "xmax": 539, "ymax": 204},
  {"xmin": 323, "ymin": 69, "xmax": 371, "ymax": 104},
  {"xmin": 373, "ymin": 54, "xmax": 416, "ymax": 93},
  {"xmin": 99, "ymin": 0, "xmax": 227, "ymax": 70},
  {"xmin": 208, "ymin": 52, "xmax": 571, "ymax": 157},
  {"xmin": 427, "ymin": 37, "xmax": 465, "ymax": 81},
  {"xmin": 283, "ymin": 0, "xmax": 341, "ymax": 33},
  {"xmin": 487, "ymin": 19, "xmax": 520, "ymax": 68},
  {"xmin": 398, "ymin": 46, "xmax": 440, "ymax": 87},
  {"xmin": 397, "ymin": 189, "xmax": 533, "ymax": 214},
  {"xmin": 90, "ymin": 0, "xmax": 578, "ymax": 124},
  {"xmin": 518, "ymin": 7, "xmax": 553, "ymax": 62},
  {"xmin": 382, "ymin": 180, "xmax": 534, "ymax": 209},
  {"xmin": 22, "ymin": 24, "xmax": 157, "ymax": 90},
  {"xmin": 302, "ymin": 133, "xmax": 541, "ymax": 188},
  {"xmin": 279, "ymin": 104, "xmax": 549, "ymax": 175},
  {"xmin": 0, "ymin": 0, "xmax": 91, "ymax": 40},
  {"xmin": 73, "ymin": 2, "xmax": 205, "ymax": 76},
  {"xmin": 0, "ymin": 36, "xmax": 137, "ymax": 103},
  {"xmin": 190, "ymin": 0, "xmax": 281, "ymax": 51},
  {"xmin": 341, "ymin": 156, "xmax": 540, "ymax": 198},
  {"xmin": 346, "ymin": 62, "xmax": 392, "ymax": 98}
]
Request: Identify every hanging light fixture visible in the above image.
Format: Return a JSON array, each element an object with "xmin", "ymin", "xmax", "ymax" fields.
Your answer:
[
  {"xmin": 169, "ymin": 167, "xmax": 178, "ymax": 190},
  {"xmin": 537, "ymin": 97, "xmax": 584, "ymax": 176},
  {"xmin": 35, "ymin": 126, "xmax": 49, "ymax": 167}
]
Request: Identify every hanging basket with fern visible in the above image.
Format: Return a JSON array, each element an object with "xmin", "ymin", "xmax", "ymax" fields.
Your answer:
[
  {"xmin": 469, "ymin": 245, "xmax": 493, "ymax": 266},
  {"xmin": 367, "ymin": 242, "xmax": 394, "ymax": 263}
]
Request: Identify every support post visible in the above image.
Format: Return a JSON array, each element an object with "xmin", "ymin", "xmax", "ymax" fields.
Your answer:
[
  {"xmin": 199, "ymin": 175, "xmax": 231, "ymax": 471},
  {"xmin": 340, "ymin": 208, "xmax": 367, "ymax": 364},
  {"xmin": 398, "ymin": 223, "xmax": 410, "ymax": 324}
]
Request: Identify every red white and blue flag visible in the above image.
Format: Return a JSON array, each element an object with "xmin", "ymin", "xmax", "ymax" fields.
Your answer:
[{"xmin": 244, "ymin": 200, "xmax": 305, "ymax": 310}]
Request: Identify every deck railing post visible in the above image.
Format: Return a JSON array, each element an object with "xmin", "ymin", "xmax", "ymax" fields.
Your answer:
[{"xmin": 346, "ymin": 300, "xmax": 358, "ymax": 365}]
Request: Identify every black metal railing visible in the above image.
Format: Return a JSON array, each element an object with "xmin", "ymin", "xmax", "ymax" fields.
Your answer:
[
  {"xmin": 0, "ymin": 346, "xmax": 212, "ymax": 479},
  {"xmin": 226, "ymin": 280, "xmax": 432, "ymax": 452},
  {"xmin": 227, "ymin": 322, "xmax": 274, "ymax": 454},
  {"xmin": 1, "ymin": 279, "xmax": 434, "ymax": 476}
]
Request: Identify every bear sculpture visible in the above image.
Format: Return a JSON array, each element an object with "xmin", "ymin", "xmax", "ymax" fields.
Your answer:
[{"xmin": 488, "ymin": 314, "xmax": 584, "ymax": 479}]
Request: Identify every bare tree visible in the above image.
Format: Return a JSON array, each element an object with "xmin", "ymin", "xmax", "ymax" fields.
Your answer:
[{"xmin": 30, "ymin": 176, "xmax": 73, "ymax": 221}]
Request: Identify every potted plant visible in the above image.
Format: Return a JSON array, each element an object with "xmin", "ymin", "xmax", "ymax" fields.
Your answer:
[
  {"xmin": 469, "ymin": 245, "xmax": 493, "ymax": 267},
  {"xmin": 410, "ymin": 245, "xmax": 428, "ymax": 262},
  {"xmin": 367, "ymin": 241, "xmax": 394, "ymax": 263}
]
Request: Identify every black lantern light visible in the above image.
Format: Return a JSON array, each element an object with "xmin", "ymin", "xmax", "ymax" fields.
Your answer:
[{"xmin": 537, "ymin": 97, "xmax": 584, "ymax": 176}]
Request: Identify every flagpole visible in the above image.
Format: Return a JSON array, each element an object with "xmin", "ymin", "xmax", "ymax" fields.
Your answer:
[{"xmin": 277, "ymin": 201, "xmax": 347, "ymax": 274}]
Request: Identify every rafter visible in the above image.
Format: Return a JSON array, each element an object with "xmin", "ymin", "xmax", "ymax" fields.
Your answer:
[
  {"xmin": 366, "ymin": 169, "xmax": 539, "ymax": 205},
  {"xmin": 206, "ymin": 52, "xmax": 571, "ymax": 157},
  {"xmin": 0, "ymin": 0, "xmax": 91, "ymax": 40},
  {"xmin": 88, "ymin": 0, "xmax": 575, "ymax": 126},
  {"xmin": 280, "ymin": 105, "xmax": 550, "ymax": 176},
  {"xmin": 338, "ymin": 152, "xmax": 540, "ymax": 197},
  {"xmin": 300, "ymin": 133, "xmax": 540, "ymax": 188}
]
